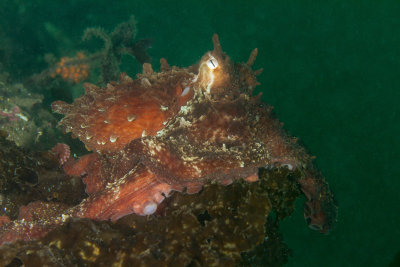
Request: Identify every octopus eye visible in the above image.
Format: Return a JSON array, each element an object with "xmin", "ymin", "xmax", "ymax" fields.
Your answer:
[{"xmin": 206, "ymin": 56, "xmax": 218, "ymax": 70}]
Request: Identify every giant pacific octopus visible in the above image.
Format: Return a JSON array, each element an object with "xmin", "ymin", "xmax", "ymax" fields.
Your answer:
[{"xmin": 0, "ymin": 34, "xmax": 337, "ymax": 245}]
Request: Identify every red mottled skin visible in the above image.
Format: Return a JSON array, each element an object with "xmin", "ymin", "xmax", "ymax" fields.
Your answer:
[
  {"xmin": 51, "ymin": 143, "xmax": 71, "ymax": 165},
  {"xmin": 298, "ymin": 174, "xmax": 337, "ymax": 234},
  {"xmin": 0, "ymin": 34, "xmax": 337, "ymax": 246}
]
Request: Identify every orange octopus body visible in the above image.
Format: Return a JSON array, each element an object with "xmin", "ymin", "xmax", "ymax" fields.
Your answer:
[
  {"xmin": 50, "ymin": 35, "xmax": 268, "ymax": 220},
  {"xmin": 0, "ymin": 35, "xmax": 337, "ymax": 247},
  {"xmin": 51, "ymin": 35, "xmax": 303, "ymax": 220},
  {"xmin": 50, "ymin": 34, "xmax": 336, "ymax": 230}
]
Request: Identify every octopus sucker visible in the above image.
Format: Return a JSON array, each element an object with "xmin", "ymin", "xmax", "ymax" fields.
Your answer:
[
  {"xmin": 0, "ymin": 34, "xmax": 337, "ymax": 246},
  {"xmin": 142, "ymin": 202, "xmax": 158, "ymax": 215}
]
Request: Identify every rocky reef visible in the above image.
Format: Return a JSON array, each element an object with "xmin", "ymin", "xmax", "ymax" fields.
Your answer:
[
  {"xmin": 0, "ymin": 131, "xmax": 298, "ymax": 266},
  {"xmin": 0, "ymin": 75, "xmax": 57, "ymax": 149},
  {"xmin": 0, "ymin": 131, "xmax": 85, "ymax": 221}
]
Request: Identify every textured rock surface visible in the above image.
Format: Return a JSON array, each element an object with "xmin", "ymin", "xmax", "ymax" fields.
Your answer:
[
  {"xmin": 0, "ymin": 167, "xmax": 299, "ymax": 266},
  {"xmin": 0, "ymin": 131, "xmax": 86, "ymax": 220},
  {"xmin": 0, "ymin": 74, "xmax": 57, "ymax": 149}
]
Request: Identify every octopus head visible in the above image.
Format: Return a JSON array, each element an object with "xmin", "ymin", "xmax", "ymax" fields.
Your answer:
[
  {"xmin": 194, "ymin": 35, "xmax": 233, "ymax": 95},
  {"xmin": 194, "ymin": 34, "xmax": 260, "ymax": 97}
]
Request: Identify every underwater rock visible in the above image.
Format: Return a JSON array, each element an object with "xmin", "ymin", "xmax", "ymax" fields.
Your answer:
[
  {"xmin": 0, "ymin": 167, "xmax": 298, "ymax": 266},
  {"xmin": 0, "ymin": 131, "xmax": 86, "ymax": 220},
  {"xmin": 0, "ymin": 74, "xmax": 57, "ymax": 149}
]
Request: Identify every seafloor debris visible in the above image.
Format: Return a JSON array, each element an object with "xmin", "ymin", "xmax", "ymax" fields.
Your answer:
[
  {"xmin": 0, "ymin": 131, "xmax": 86, "ymax": 221},
  {"xmin": 0, "ymin": 74, "xmax": 57, "ymax": 149}
]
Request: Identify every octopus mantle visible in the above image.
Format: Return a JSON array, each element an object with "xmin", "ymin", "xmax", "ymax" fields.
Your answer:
[{"xmin": 49, "ymin": 35, "xmax": 334, "ymax": 231}]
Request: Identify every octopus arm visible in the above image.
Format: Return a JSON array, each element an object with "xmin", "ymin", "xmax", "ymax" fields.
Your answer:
[
  {"xmin": 72, "ymin": 165, "xmax": 173, "ymax": 221},
  {"xmin": 62, "ymin": 153, "xmax": 105, "ymax": 194}
]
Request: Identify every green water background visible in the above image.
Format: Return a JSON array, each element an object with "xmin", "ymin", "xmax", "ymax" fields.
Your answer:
[{"xmin": 1, "ymin": 1, "xmax": 399, "ymax": 266}]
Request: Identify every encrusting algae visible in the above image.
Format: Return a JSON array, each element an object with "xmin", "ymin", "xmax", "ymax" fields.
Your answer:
[{"xmin": 0, "ymin": 135, "xmax": 298, "ymax": 266}]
